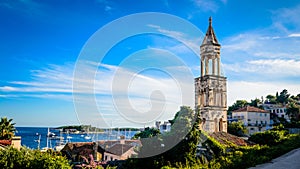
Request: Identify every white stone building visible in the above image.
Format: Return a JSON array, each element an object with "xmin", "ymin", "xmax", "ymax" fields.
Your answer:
[
  {"xmin": 261, "ymin": 104, "xmax": 290, "ymax": 122},
  {"xmin": 195, "ymin": 17, "xmax": 227, "ymax": 133},
  {"xmin": 155, "ymin": 121, "xmax": 171, "ymax": 133},
  {"xmin": 232, "ymin": 106, "xmax": 270, "ymax": 135}
]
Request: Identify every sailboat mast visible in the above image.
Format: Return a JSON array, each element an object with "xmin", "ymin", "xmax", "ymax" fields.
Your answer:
[{"xmin": 46, "ymin": 128, "xmax": 49, "ymax": 148}]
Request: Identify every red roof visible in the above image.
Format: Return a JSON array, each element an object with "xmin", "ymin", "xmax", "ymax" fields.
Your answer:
[
  {"xmin": 209, "ymin": 132, "xmax": 254, "ymax": 146},
  {"xmin": 233, "ymin": 106, "xmax": 268, "ymax": 113},
  {"xmin": 0, "ymin": 140, "xmax": 12, "ymax": 146},
  {"xmin": 105, "ymin": 144, "xmax": 133, "ymax": 156}
]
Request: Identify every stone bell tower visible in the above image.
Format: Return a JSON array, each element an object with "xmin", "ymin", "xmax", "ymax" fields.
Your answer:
[{"xmin": 195, "ymin": 17, "xmax": 227, "ymax": 132}]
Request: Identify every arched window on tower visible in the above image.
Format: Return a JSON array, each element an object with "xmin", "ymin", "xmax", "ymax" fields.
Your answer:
[{"xmin": 219, "ymin": 118, "xmax": 223, "ymax": 132}]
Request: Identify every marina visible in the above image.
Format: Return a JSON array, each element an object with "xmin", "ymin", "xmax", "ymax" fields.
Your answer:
[{"xmin": 15, "ymin": 127, "xmax": 138, "ymax": 150}]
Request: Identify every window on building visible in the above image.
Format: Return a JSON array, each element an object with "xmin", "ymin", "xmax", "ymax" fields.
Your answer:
[
  {"xmin": 105, "ymin": 156, "xmax": 108, "ymax": 160},
  {"xmin": 281, "ymin": 115, "xmax": 284, "ymax": 118},
  {"xmin": 250, "ymin": 128, "xmax": 254, "ymax": 130},
  {"xmin": 248, "ymin": 119, "xmax": 251, "ymax": 121},
  {"xmin": 265, "ymin": 121, "xmax": 267, "ymax": 124},
  {"xmin": 265, "ymin": 113, "xmax": 267, "ymax": 117},
  {"xmin": 260, "ymin": 113, "xmax": 262, "ymax": 116},
  {"xmin": 111, "ymin": 157, "xmax": 113, "ymax": 161}
]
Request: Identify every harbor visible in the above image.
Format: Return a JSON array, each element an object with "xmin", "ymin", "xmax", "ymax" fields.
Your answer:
[{"xmin": 15, "ymin": 127, "xmax": 138, "ymax": 150}]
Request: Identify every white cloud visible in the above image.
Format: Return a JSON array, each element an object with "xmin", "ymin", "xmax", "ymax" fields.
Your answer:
[
  {"xmin": 191, "ymin": 0, "xmax": 224, "ymax": 13},
  {"xmin": 147, "ymin": 24, "xmax": 202, "ymax": 53},
  {"xmin": 224, "ymin": 59, "xmax": 300, "ymax": 80},
  {"xmin": 288, "ymin": 33, "xmax": 300, "ymax": 37},
  {"xmin": 228, "ymin": 81, "xmax": 300, "ymax": 106},
  {"xmin": 271, "ymin": 4, "xmax": 300, "ymax": 33},
  {"xmin": 1, "ymin": 61, "xmax": 195, "ymax": 127}
]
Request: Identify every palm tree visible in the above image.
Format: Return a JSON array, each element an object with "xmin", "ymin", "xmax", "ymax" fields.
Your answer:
[{"xmin": 0, "ymin": 117, "xmax": 16, "ymax": 140}]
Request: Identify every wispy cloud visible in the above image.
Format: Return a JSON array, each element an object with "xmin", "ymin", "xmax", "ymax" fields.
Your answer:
[
  {"xmin": 104, "ymin": 5, "xmax": 112, "ymax": 11},
  {"xmin": 0, "ymin": 0, "xmax": 43, "ymax": 16},
  {"xmin": 191, "ymin": 0, "xmax": 226, "ymax": 13},
  {"xmin": 271, "ymin": 4, "xmax": 300, "ymax": 33},
  {"xmin": 288, "ymin": 33, "xmax": 300, "ymax": 37},
  {"xmin": 228, "ymin": 81, "xmax": 300, "ymax": 105},
  {"xmin": 224, "ymin": 59, "xmax": 300, "ymax": 79},
  {"xmin": 1, "ymin": 61, "xmax": 194, "ymax": 126}
]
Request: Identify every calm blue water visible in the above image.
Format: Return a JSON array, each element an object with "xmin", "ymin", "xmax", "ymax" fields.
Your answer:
[{"xmin": 15, "ymin": 127, "xmax": 137, "ymax": 149}]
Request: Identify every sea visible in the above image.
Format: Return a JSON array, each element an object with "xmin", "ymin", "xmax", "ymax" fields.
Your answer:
[{"xmin": 15, "ymin": 127, "xmax": 137, "ymax": 149}]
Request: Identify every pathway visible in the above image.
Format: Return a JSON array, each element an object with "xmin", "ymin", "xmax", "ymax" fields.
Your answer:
[{"xmin": 250, "ymin": 148, "xmax": 300, "ymax": 169}]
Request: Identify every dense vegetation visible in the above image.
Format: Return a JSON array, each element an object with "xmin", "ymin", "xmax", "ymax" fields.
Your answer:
[
  {"xmin": 124, "ymin": 106, "xmax": 201, "ymax": 169},
  {"xmin": 132, "ymin": 127, "xmax": 160, "ymax": 139},
  {"xmin": 122, "ymin": 101, "xmax": 300, "ymax": 169},
  {"xmin": 228, "ymin": 89, "xmax": 300, "ymax": 124},
  {"xmin": 227, "ymin": 121, "xmax": 247, "ymax": 137},
  {"xmin": 157, "ymin": 128, "xmax": 300, "ymax": 169},
  {"xmin": 0, "ymin": 147, "xmax": 71, "ymax": 169}
]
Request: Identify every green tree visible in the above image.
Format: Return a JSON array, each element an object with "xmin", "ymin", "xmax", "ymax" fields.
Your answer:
[
  {"xmin": 132, "ymin": 127, "xmax": 160, "ymax": 139},
  {"xmin": 249, "ymin": 98, "xmax": 261, "ymax": 108},
  {"xmin": 228, "ymin": 100, "xmax": 249, "ymax": 112},
  {"xmin": 227, "ymin": 121, "xmax": 247, "ymax": 137},
  {"xmin": 125, "ymin": 106, "xmax": 201, "ymax": 169},
  {"xmin": 0, "ymin": 117, "xmax": 16, "ymax": 140},
  {"xmin": 161, "ymin": 106, "xmax": 201, "ymax": 165},
  {"xmin": 290, "ymin": 94, "xmax": 300, "ymax": 103},
  {"xmin": 276, "ymin": 89, "xmax": 290, "ymax": 105},
  {"xmin": 286, "ymin": 102, "xmax": 300, "ymax": 122},
  {"xmin": 266, "ymin": 94, "xmax": 276, "ymax": 104}
]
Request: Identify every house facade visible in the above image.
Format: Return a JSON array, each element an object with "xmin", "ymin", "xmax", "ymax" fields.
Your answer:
[
  {"xmin": 155, "ymin": 121, "xmax": 171, "ymax": 133},
  {"xmin": 261, "ymin": 103, "xmax": 290, "ymax": 122},
  {"xmin": 103, "ymin": 143, "xmax": 136, "ymax": 161},
  {"xmin": 232, "ymin": 106, "xmax": 270, "ymax": 135}
]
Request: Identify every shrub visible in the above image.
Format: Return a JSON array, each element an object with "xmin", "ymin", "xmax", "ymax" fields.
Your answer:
[
  {"xmin": 0, "ymin": 146, "xmax": 71, "ymax": 169},
  {"xmin": 248, "ymin": 130, "xmax": 286, "ymax": 146}
]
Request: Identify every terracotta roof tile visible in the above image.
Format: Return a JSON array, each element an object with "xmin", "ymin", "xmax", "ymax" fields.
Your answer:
[
  {"xmin": 105, "ymin": 144, "xmax": 133, "ymax": 156},
  {"xmin": 209, "ymin": 132, "xmax": 254, "ymax": 146},
  {"xmin": 0, "ymin": 140, "xmax": 11, "ymax": 146},
  {"xmin": 233, "ymin": 106, "xmax": 268, "ymax": 113}
]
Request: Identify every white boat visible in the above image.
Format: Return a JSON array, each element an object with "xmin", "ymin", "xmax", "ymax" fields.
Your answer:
[
  {"xmin": 54, "ymin": 144, "xmax": 65, "ymax": 151},
  {"xmin": 84, "ymin": 127, "xmax": 92, "ymax": 140},
  {"xmin": 54, "ymin": 128, "xmax": 66, "ymax": 151},
  {"xmin": 84, "ymin": 135, "xmax": 91, "ymax": 140}
]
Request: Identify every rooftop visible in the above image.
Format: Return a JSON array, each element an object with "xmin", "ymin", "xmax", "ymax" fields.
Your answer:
[
  {"xmin": 233, "ymin": 106, "xmax": 269, "ymax": 113},
  {"xmin": 201, "ymin": 17, "xmax": 220, "ymax": 46},
  {"xmin": 209, "ymin": 132, "xmax": 254, "ymax": 146},
  {"xmin": 105, "ymin": 143, "xmax": 133, "ymax": 156}
]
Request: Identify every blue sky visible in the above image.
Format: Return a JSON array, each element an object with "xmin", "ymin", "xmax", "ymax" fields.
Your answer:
[{"xmin": 1, "ymin": 0, "xmax": 300, "ymax": 127}]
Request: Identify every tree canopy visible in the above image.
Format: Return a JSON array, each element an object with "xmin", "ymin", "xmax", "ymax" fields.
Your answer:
[
  {"xmin": 132, "ymin": 127, "xmax": 160, "ymax": 139},
  {"xmin": 0, "ymin": 117, "xmax": 16, "ymax": 140},
  {"xmin": 227, "ymin": 121, "xmax": 248, "ymax": 137}
]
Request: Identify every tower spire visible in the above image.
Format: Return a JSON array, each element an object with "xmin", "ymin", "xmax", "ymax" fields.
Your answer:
[{"xmin": 201, "ymin": 16, "xmax": 219, "ymax": 46}]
